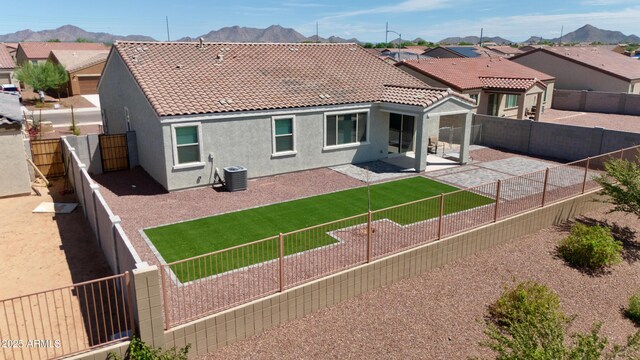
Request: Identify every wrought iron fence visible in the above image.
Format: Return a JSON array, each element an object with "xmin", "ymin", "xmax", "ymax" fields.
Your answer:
[
  {"xmin": 161, "ymin": 145, "xmax": 639, "ymax": 329},
  {"xmin": 0, "ymin": 273, "xmax": 134, "ymax": 360}
]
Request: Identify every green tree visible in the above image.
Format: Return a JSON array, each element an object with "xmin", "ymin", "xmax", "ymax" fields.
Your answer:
[
  {"xmin": 595, "ymin": 157, "xmax": 640, "ymax": 217},
  {"xmin": 47, "ymin": 38, "xmax": 61, "ymax": 42},
  {"xmin": 75, "ymin": 37, "xmax": 92, "ymax": 43},
  {"xmin": 16, "ymin": 61, "xmax": 68, "ymax": 101},
  {"xmin": 362, "ymin": 42, "xmax": 374, "ymax": 48}
]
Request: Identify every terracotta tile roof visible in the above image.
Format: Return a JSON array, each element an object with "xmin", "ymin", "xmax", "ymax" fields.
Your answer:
[
  {"xmin": 512, "ymin": 46, "xmax": 640, "ymax": 81},
  {"xmin": 398, "ymin": 57, "xmax": 554, "ymax": 91},
  {"xmin": 401, "ymin": 46, "xmax": 430, "ymax": 55},
  {"xmin": 112, "ymin": 41, "xmax": 453, "ymax": 117},
  {"xmin": 485, "ymin": 46, "xmax": 524, "ymax": 56},
  {"xmin": 479, "ymin": 77, "xmax": 546, "ymax": 91},
  {"xmin": 2, "ymin": 43, "xmax": 18, "ymax": 50},
  {"xmin": 50, "ymin": 50, "xmax": 109, "ymax": 72},
  {"xmin": 381, "ymin": 85, "xmax": 474, "ymax": 107},
  {"xmin": 0, "ymin": 45, "xmax": 15, "ymax": 69},
  {"xmin": 18, "ymin": 42, "xmax": 110, "ymax": 60}
]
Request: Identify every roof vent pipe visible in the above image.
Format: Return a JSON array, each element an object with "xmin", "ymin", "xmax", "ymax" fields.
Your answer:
[{"xmin": 199, "ymin": 37, "xmax": 204, "ymax": 49}]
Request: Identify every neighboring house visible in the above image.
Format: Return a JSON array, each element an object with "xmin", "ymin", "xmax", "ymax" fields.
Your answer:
[
  {"xmin": 0, "ymin": 92, "xmax": 30, "ymax": 198},
  {"xmin": 48, "ymin": 50, "xmax": 109, "ymax": 95},
  {"xmin": 396, "ymin": 57, "xmax": 555, "ymax": 120},
  {"xmin": 485, "ymin": 45, "xmax": 524, "ymax": 58},
  {"xmin": 15, "ymin": 42, "xmax": 109, "ymax": 65},
  {"xmin": 2, "ymin": 43, "xmax": 18, "ymax": 63},
  {"xmin": 0, "ymin": 45, "xmax": 16, "ymax": 85},
  {"xmin": 401, "ymin": 46, "xmax": 430, "ymax": 55},
  {"xmin": 379, "ymin": 50, "xmax": 431, "ymax": 63},
  {"xmin": 99, "ymin": 41, "xmax": 476, "ymax": 191},
  {"xmin": 422, "ymin": 46, "xmax": 492, "ymax": 59},
  {"xmin": 511, "ymin": 46, "xmax": 640, "ymax": 94}
]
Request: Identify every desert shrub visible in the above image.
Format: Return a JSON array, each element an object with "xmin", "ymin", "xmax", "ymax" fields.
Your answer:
[
  {"xmin": 627, "ymin": 292, "xmax": 640, "ymax": 325},
  {"xmin": 557, "ymin": 223, "xmax": 622, "ymax": 270},
  {"xmin": 108, "ymin": 336, "xmax": 190, "ymax": 360},
  {"xmin": 480, "ymin": 281, "xmax": 640, "ymax": 360},
  {"xmin": 488, "ymin": 281, "xmax": 563, "ymax": 327}
]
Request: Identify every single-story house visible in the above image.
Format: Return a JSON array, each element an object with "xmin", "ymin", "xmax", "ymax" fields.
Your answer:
[
  {"xmin": 99, "ymin": 41, "xmax": 476, "ymax": 191},
  {"xmin": 421, "ymin": 46, "xmax": 492, "ymax": 59},
  {"xmin": 396, "ymin": 57, "xmax": 555, "ymax": 120},
  {"xmin": 0, "ymin": 45, "xmax": 16, "ymax": 85},
  {"xmin": 16, "ymin": 42, "xmax": 109, "ymax": 65},
  {"xmin": 0, "ymin": 92, "xmax": 30, "ymax": 198},
  {"xmin": 48, "ymin": 50, "xmax": 109, "ymax": 95},
  {"xmin": 511, "ymin": 46, "xmax": 640, "ymax": 94}
]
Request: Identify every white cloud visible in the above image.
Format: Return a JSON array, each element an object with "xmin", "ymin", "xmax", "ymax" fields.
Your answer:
[
  {"xmin": 324, "ymin": 0, "xmax": 451, "ymax": 19},
  {"xmin": 581, "ymin": 0, "xmax": 636, "ymax": 5}
]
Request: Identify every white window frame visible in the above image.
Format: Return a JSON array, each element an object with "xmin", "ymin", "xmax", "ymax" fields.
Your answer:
[
  {"xmin": 323, "ymin": 109, "xmax": 370, "ymax": 150},
  {"xmin": 504, "ymin": 94, "xmax": 519, "ymax": 109},
  {"xmin": 171, "ymin": 122, "xmax": 205, "ymax": 170},
  {"xmin": 271, "ymin": 115, "xmax": 297, "ymax": 157}
]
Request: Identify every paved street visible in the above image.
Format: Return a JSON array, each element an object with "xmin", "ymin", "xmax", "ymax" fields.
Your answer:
[{"xmin": 23, "ymin": 107, "xmax": 102, "ymax": 127}]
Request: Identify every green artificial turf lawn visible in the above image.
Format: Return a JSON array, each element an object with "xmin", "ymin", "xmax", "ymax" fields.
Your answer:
[{"xmin": 145, "ymin": 176, "xmax": 493, "ymax": 281}]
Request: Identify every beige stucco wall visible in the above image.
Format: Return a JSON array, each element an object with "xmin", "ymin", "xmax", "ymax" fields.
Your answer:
[
  {"xmin": 0, "ymin": 128, "xmax": 31, "ymax": 197},
  {"xmin": 512, "ymin": 51, "xmax": 632, "ymax": 92},
  {"xmin": 68, "ymin": 61, "xmax": 105, "ymax": 95}
]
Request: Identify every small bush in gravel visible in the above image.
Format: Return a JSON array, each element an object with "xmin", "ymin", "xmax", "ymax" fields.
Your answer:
[
  {"xmin": 488, "ymin": 281, "xmax": 564, "ymax": 327},
  {"xmin": 557, "ymin": 223, "xmax": 623, "ymax": 271},
  {"xmin": 480, "ymin": 281, "xmax": 640, "ymax": 360},
  {"xmin": 627, "ymin": 292, "xmax": 640, "ymax": 325}
]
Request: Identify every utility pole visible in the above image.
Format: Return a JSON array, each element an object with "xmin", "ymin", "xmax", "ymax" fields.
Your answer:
[
  {"xmin": 316, "ymin": 22, "xmax": 319, "ymax": 42},
  {"xmin": 166, "ymin": 16, "xmax": 171, "ymax": 41},
  {"xmin": 385, "ymin": 22, "xmax": 388, "ymax": 44},
  {"xmin": 480, "ymin": 27, "xmax": 484, "ymax": 46},
  {"xmin": 559, "ymin": 25, "xmax": 564, "ymax": 45}
]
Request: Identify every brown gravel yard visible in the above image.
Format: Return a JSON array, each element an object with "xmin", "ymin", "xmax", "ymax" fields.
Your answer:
[
  {"xmin": 200, "ymin": 205, "xmax": 640, "ymax": 360},
  {"xmin": 540, "ymin": 108, "xmax": 640, "ymax": 133}
]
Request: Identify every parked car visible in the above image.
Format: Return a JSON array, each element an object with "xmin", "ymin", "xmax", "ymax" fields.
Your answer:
[{"xmin": 1, "ymin": 84, "xmax": 21, "ymax": 103}]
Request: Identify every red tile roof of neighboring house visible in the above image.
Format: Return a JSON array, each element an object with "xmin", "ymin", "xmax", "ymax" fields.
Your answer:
[
  {"xmin": 402, "ymin": 46, "xmax": 430, "ymax": 55},
  {"xmin": 50, "ymin": 50, "xmax": 109, "ymax": 72},
  {"xmin": 18, "ymin": 42, "xmax": 110, "ymax": 60},
  {"xmin": 381, "ymin": 85, "xmax": 473, "ymax": 107},
  {"xmin": 398, "ymin": 57, "xmax": 554, "ymax": 91},
  {"xmin": 479, "ymin": 77, "xmax": 545, "ymax": 91},
  {"xmin": 0, "ymin": 45, "xmax": 15, "ymax": 69},
  {"xmin": 485, "ymin": 46, "xmax": 524, "ymax": 56},
  {"xmin": 112, "ymin": 41, "xmax": 472, "ymax": 117},
  {"xmin": 511, "ymin": 46, "xmax": 640, "ymax": 81},
  {"xmin": 2, "ymin": 43, "xmax": 18, "ymax": 50}
]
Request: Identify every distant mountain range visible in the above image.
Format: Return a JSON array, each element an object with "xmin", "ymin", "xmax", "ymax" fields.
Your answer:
[
  {"xmin": 178, "ymin": 25, "xmax": 359, "ymax": 43},
  {"xmin": 0, "ymin": 25, "xmax": 154, "ymax": 43},
  {"xmin": 0, "ymin": 24, "xmax": 637, "ymax": 46},
  {"xmin": 438, "ymin": 36, "xmax": 513, "ymax": 45},
  {"xmin": 525, "ymin": 24, "xmax": 640, "ymax": 44}
]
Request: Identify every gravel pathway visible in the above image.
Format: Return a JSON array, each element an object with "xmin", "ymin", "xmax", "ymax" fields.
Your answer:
[{"xmin": 200, "ymin": 205, "xmax": 640, "ymax": 360}]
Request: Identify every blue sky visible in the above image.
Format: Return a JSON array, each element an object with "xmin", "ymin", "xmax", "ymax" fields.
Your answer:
[{"xmin": 5, "ymin": 0, "xmax": 640, "ymax": 42}]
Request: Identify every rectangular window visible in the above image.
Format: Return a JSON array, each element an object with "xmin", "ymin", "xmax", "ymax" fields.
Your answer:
[
  {"xmin": 469, "ymin": 93, "xmax": 479, "ymax": 105},
  {"xmin": 174, "ymin": 125, "xmax": 201, "ymax": 164},
  {"xmin": 272, "ymin": 116, "xmax": 295, "ymax": 154},
  {"xmin": 543, "ymin": 88, "xmax": 548, "ymax": 103},
  {"xmin": 505, "ymin": 94, "xmax": 519, "ymax": 108},
  {"xmin": 325, "ymin": 111, "xmax": 368, "ymax": 147}
]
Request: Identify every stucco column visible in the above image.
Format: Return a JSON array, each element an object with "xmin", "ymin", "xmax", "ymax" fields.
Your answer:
[
  {"xmin": 413, "ymin": 112, "xmax": 428, "ymax": 172},
  {"xmin": 534, "ymin": 93, "xmax": 543, "ymax": 121},
  {"xmin": 458, "ymin": 112, "xmax": 472, "ymax": 164},
  {"xmin": 516, "ymin": 93, "xmax": 526, "ymax": 119}
]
